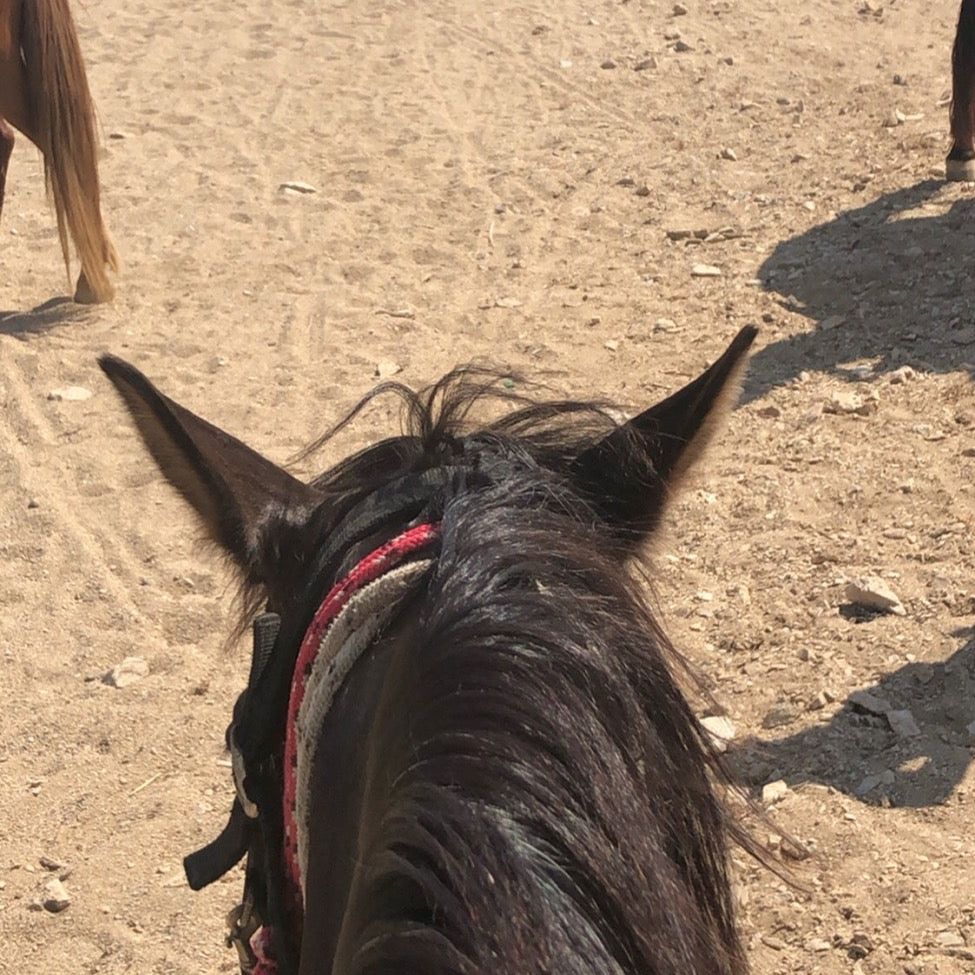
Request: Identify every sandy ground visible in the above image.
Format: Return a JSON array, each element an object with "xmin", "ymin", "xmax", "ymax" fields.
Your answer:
[{"xmin": 1, "ymin": 0, "xmax": 974, "ymax": 971}]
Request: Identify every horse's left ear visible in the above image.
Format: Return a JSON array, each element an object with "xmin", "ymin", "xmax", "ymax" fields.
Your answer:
[
  {"xmin": 98, "ymin": 355, "xmax": 320, "ymax": 587},
  {"xmin": 570, "ymin": 326, "xmax": 757, "ymax": 544}
]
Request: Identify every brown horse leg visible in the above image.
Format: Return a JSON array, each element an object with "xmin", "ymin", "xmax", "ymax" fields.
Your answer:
[
  {"xmin": 0, "ymin": 118, "xmax": 13, "ymax": 221},
  {"xmin": 0, "ymin": 0, "xmax": 30, "ymax": 134},
  {"xmin": 0, "ymin": 0, "xmax": 32, "ymax": 215},
  {"xmin": 949, "ymin": 0, "xmax": 975, "ymax": 180}
]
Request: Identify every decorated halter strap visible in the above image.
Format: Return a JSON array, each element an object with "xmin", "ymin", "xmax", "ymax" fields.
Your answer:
[{"xmin": 281, "ymin": 522, "xmax": 441, "ymax": 926}]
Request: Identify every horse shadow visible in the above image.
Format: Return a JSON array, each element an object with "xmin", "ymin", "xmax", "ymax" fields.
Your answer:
[
  {"xmin": 0, "ymin": 297, "xmax": 86, "ymax": 337},
  {"xmin": 727, "ymin": 634, "xmax": 975, "ymax": 808},
  {"xmin": 743, "ymin": 178, "xmax": 975, "ymax": 402}
]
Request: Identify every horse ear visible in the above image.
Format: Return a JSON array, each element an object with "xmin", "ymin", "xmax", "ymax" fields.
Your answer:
[
  {"xmin": 98, "ymin": 355, "xmax": 319, "ymax": 584},
  {"xmin": 571, "ymin": 327, "xmax": 757, "ymax": 543}
]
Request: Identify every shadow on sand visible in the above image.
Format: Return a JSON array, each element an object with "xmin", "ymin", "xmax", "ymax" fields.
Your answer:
[
  {"xmin": 0, "ymin": 296, "xmax": 87, "ymax": 337},
  {"xmin": 743, "ymin": 179, "xmax": 975, "ymax": 402},
  {"xmin": 728, "ymin": 633, "xmax": 975, "ymax": 808}
]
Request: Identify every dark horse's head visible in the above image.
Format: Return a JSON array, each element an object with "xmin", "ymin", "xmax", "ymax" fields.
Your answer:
[{"xmin": 101, "ymin": 327, "xmax": 760, "ymax": 975}]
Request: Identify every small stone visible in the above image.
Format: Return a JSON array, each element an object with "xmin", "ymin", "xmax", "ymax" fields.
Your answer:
[
  {"xmin": 849, "ymin": 689, "xmax": 892, "ymax": 715},
  {"xmin": 806, "ymin": 937, "xmax": 831, "ymax": 952},
  {"xmin": 102, "ymin": 656, "xmax": 150, "ymax": 689},
  {"xmin": 821, "ymin": 314, "xmax": 846, "ymax": 331},
  {"xmin": 278, "ymin": 181, "xmax": 317, "ymax": 195},
  {"xmin": 494, "ymin": 296, "xmax": 522, "ymax": 308},
  {"xmin": 828, "ymin": 390, "xmax": 862, "ymax": 413},
  {"xmin": 634, "ymin": 57, "xmax": 657, "ymax": 71},
  {"xmin": 914, "ymin": 423, "xmax": 946, "ymax": 441},
  {"xmin": 39, "ymin": 856, "xmax": 63, "ymax": 872},
  {"xmin": 883, "ymin": 108, "xmax": 907, "ymax": 128},
  {"xmin": 600, "ymin": 58, "xmax": 617, "ymax": 69},
  {"xmin": 654, "ymin": 318, "xmax": 678, "ymax": 333},
  {"xmin": 375, "ymin": 361, "xmax": 401, "ymax": 379},
  {"xmin": 672, "ymin": 2, "xmax": 688, "ymax": 13},
  {"xmin": 757, "ymin": 404, "xmax": 781, "ymax": 419},
  {"xmin": 674, "ymin": 39, "xmax": 693, "ymax": 52},
  {"xmin": 807, "ymin": 691, "xmax": 829, "ymax": 711},
  {"xmin": 844, "ymin": 577, "xmax": 906, "ymax": 616},
  {"xmin": 691, "ymin": 263, "xmax": 722, "ymax": 278},
  {"xmin": 936, "ymin": 930, "xmax": 966, "ymax": 948},
  {"xmin": 559, "ymin": 58, "xmax": 573, "ymax": 69},
  {"xmin": 856, "ymin": 772, "xmax": 883, "ymax": 795},
  {"xmin": 762, "ymin": 704, "xmax": 797, "ymax": 729},
  {"xmin": 700, "ymin": 715, "xmax": 736, "ymax": 752},
  {"xmin": 889, "ymin": 365, "xmax": 916, "ymax": 384},
  {"xmin": 966, "ymin": 719, "xmax": 975, "ymax": 739},
  {"xmin": 761, "ymin": 780, "xmax": 790, "ymax": 804},
  {"xmin": 824, "ymin": 389, "xmax": 877, "ymax": 416},
  {"xmin": 849, "ymin": 932, "xmax": 874, "ymax": 958},
  {"xmin": 635, "ymin": 184, "xmax": 651, "ymax": 197},
  {"xmin": 27, "ymin": 498, "xmax": 39, "ymax": 509},
  {"xmin": 41, "ymin": 878, "xmax": 70, "ymax": 913},
  {"xmin": 603, "ymin": 339, "xmax": 619, "ymax": 352},
  {"xmin": 800, "ymin": 402, "xmax": 825, "ymax": 425},
  {"xmin": 720, "ymin": 147, "xmax": 737, "ymax": 161},
  {"xmin": 893, "ymin": 73, "xmax": 907, "ymax": 85},
  {"xmin": 886, "ymin": 708, "xmax": 921, "ymax": 737},
  {"xmin": 47, "ymin": 386, "xmax": 92, "ymax": 403}
]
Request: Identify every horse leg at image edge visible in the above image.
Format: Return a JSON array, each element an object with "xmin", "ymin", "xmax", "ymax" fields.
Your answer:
[
  {"xmin": 0, "ymin": 118, "xmax": 13, "ymax": 219},
  {"xmin": 948, "ymin": 0, "xmax": 975, "ymax": 180}
]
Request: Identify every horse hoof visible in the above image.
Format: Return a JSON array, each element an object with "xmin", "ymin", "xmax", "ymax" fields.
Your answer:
[
  {"xmin": 73, "ymin": 278, "xmax": 98, "ymax": 304},
  {"xmin": 946, "ymin": 156, "xmax": 975, "ymax": 182},
  {"xmin": 73, "ymin": 275, "xmax": 113, "ymax": 304}
]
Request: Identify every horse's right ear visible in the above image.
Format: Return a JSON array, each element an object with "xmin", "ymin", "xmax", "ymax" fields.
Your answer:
[
  {"xmin": 98, "ymin": 356, "xmax": 320, "ymax": 587},
  {"xmin": 570, "ymin": 327, "xmax": 757, "ymax": 545}
]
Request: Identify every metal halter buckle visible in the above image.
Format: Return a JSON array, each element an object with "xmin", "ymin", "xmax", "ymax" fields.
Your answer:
[
  {"xmin": 229, "ymin": 732, "xmax": 259, "ymax": 820},
  {"xmin": 226, "ymin": 897, "xmax": 261, "ymax": 975}
]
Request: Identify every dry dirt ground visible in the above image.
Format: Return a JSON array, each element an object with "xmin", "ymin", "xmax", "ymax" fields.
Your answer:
[{"xmin": 1, "ymin": 0, "xmax": 974, "ymax": 971}]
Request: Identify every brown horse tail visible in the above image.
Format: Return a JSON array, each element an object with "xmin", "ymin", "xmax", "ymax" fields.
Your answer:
[
  {"xmin": 21, "ymin": 0, "xmax": 118, "ymax": 302},
  {"xmin": 951, "ymin": 0, "xmax": 975, "ymax": 153}
]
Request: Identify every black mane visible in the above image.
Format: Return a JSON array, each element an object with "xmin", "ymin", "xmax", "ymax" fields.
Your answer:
[{"xmin": 266, "ymin": 369, "xmax": 757, "ymax": 975}]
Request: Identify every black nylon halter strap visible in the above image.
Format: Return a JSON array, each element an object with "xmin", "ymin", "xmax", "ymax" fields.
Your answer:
[
  {"xmin": 184, "ymin": 799, "xmax": 251, "ymax": 892},
  {"xmin": 183, "ymin": 611, "xmax": 283, "ymax": 893}
]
